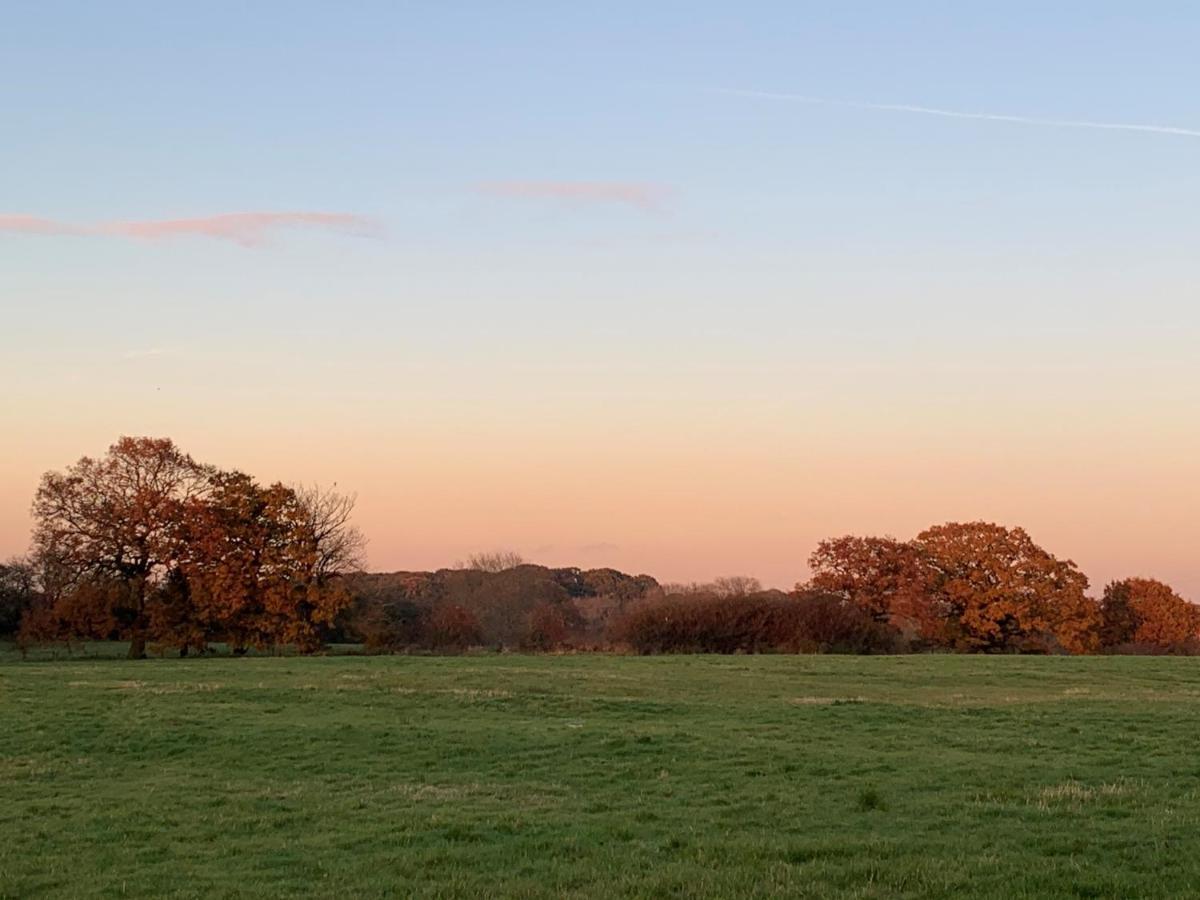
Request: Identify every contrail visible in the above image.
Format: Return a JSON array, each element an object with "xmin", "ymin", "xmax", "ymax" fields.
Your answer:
[{"xmin": 719, "ymin": 88, "xmax": 1200, "ymax": 139}]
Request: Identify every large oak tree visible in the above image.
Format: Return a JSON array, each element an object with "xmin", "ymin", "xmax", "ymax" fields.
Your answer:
[
  {"xmin": 915, "ymin": 522, "xmax": 1099, "ymax": 654},
  {"xmin": 32, "ymin": 437, "xmax": 213, "ymax": 658}
]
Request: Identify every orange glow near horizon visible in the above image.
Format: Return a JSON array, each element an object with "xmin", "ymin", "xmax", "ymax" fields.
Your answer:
[
  {"xmin": 3, "ymin": 391, "xmax": 1196, "ymax": 601},
  {"xmin": 4, "ymin": 3, "xmax": 1200, "ymax": 611}
]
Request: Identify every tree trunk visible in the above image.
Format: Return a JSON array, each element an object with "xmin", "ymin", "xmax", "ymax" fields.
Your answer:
[
  {"xmin": 128, "ymin": 632, "xmax": 147, "ymax": 659},
  {"xmin": 128, "ymin": 575, "xmax": 149, "ymax": 659}
]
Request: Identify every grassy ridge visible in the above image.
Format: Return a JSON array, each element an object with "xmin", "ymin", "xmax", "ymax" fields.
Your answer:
[{"xmin": 2, "ymin": 653, "xmax": 1199, "ymax": 897}]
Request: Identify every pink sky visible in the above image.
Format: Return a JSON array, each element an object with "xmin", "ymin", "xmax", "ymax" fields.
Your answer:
[
  {"xmin": 5, "ymin": 5, "xmax": 1199, "ymax": 604},
  {"xmin": 3, "ymin": 373, "xmax": 1196, "ymax": 599}
]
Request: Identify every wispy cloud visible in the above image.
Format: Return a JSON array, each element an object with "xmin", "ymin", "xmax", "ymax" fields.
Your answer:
[
  {"xmin": 0, "ymin": 211, "xmax": 380, "ymax": 247},
  {"xmin": 0, "ymin": 215, "xmax": 83, "ymax": 235},
  {"xmin": 720, "ymin": 88, "xmax": 1200, "ymax": 139},
  {"xmin": 478, "ymin": 181, "xmax": 670, "ymax": 212},
  {"xmin": 100, "ymin": 212, "xmax": 380, "ymax": 247}
]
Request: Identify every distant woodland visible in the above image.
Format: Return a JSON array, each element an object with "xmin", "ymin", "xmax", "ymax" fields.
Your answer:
[{"xmin": 2, "ymin": 437, "xmax": 1197, "ymax": 658}]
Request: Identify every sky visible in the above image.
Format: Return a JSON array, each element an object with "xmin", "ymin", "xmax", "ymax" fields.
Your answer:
[{"xmin": 3, "ymin": 2, "xmax": 1199, "ymax": 596}]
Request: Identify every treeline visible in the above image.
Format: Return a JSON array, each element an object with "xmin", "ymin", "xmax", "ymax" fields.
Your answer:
[
  {"xmin": 340, "ymin": 564, "xmax": 660, "ymax": 651},
  {"xmin": 3, "ymin": 437, "xmax": 1198, "ymax": 657}
]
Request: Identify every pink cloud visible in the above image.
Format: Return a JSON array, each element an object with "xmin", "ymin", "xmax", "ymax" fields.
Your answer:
[
  {"xmin": 99, "ymin": 212, "xmax": 380, "ymax": 247},
  {"xmin": 478, "ymin": 181, "xmax": 670, "ymax": 212},
  {"xmin": 1, "ymin": 211, "xmax": 379, "ymax": 247},
  {"xmin": 0, "ymin": 215, "xmax": 81, "ymax": 235}
]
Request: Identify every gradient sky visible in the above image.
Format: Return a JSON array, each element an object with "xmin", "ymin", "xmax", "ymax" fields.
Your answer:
[{"xmin": 3, "ymin": 2, "xmax": 1199, "ymax": 597}]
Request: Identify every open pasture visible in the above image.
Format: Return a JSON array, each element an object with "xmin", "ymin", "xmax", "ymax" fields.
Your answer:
[{"xmin": 2, "ymin": 652, "xmax": 1199, "ymax": 898}]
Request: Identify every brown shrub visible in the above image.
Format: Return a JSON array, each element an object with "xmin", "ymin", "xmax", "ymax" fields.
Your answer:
[
  {"xmin": 520, "ymin": 601, "xmax": 579, "ymax": 651},
  {"xmin": 424, "ymin": 603, "xmax": 483, "ymax": 650},
  {"xmin": 614, "ymin": 590, "xmax": 901, "ymax": 655},
  {"xmin": 353, "ymin": 599, "xmax": 426, "ymax": 653}
]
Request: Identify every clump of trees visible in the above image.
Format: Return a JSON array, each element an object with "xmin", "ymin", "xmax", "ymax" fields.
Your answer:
[
  {"xmin": 17, "ymin": 437, "xmax": 363, "ymax": 657},
  {"xmin": 660, "ymin": 575, "xmax": 764, "ymax": 598},
  {"xmin": 804, "ymin": 522, "xmax": 1197, "ymax": 655},
  {"xmin": 454, "ymin": 550, "xmax": 526, "ymax": 573},
  {"xmin": 339, "ymin": 564, "xmax": 660, "ymax": 652}
]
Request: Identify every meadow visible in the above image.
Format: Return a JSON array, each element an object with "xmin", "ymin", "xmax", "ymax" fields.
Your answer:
[{"xmin": 2, "ymin": 650, "xmax": 1199, "ymax": 898}]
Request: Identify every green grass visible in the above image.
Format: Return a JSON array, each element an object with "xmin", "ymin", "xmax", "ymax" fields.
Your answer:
[{"xmin": 3, "ymin": 650, "xmax": 1200, "ymax": 898}]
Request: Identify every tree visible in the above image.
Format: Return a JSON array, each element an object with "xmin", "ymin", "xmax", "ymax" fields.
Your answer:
[
  {"xmin": 175, "ymin": 472, "xmax": 293, "ymax": 652},
  {"xmin": 806, "ymin": 535, "xmax": 932, "ymax": 632},
  {"xmin": 914, "ymin": 522, "xmax": 1099, "ymax": 654},
  {"xmin": 293, "ymin": 484, "xmax": 366, "ymax": 583},
  {"xmin": 27, "ymin": 437, "xmax": 361, "ymax": 657},
  {"xmin": 31, "ymin": 437, "xmax": 213, "ymax": 658},
  {"xmin": 660, "ymin": 576, "xmax": 762, "ymax": 598},
  {"xmin": 0, "ymin": 557, "xmax": 37, "ymax": 636},
  {"xmin": 178, "ymin": 474, "xmax": 359, "ymax": 652},
  {"xmin": 458, "ymin": 550, "xmax": 525, "ymax": 573},
  {"xmin": 1100, "ymin": 578, "xmax": 1200, "ymax": 650},
  {"xmin": 711, "ymin": 575, "xmax": 763, "ymax": 598}
]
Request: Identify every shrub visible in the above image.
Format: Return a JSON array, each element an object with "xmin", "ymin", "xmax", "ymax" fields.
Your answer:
[
  {"xmin": 355, "ymin": 599, "xmax": 426, "ymax": 653},
  {"xmin": 614, "ymin": 590, "xmax": 901, "ymax": 655},
  {"xmin": 424, "ymin": 603, "xmax": 483, "ymax": 650},
  {"xmin": 520, "ymin": 601, "xmax": 580, "ymax": 651}
]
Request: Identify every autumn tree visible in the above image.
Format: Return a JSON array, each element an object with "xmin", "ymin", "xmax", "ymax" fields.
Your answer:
[
  {"xmin": 0, "ymin": 557, "xmax": 37, "ymax": 636},
  {"xmin": 27, "ymin": 437, "xmax": 362, "ymax": 657},
  {"xmin": 175, "ymin": 472, "xmax": 293, "ymax": 652},
  {"xmin": 915, "ymin": 522, "xmax": 1099, "ymax": 654},
  {"xmin": 1099, "ymin": 578, "xmax": 1200, "ymax": 650},
  {"xmin": 31, "ymin": 437, "xmax": 213, "ymax": 658},
  {"xmin": 805, "ymin": 535, "xmax": 935, "ymax": 636},
  {"xmin": 177, "ymin": 474, "xmax": 361, "ymax": 652}
]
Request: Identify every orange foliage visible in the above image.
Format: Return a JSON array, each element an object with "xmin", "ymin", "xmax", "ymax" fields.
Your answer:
[
  {"xmin": 177, "ymin": 473, "xmax": 350, "ymax": 652},
  {"xmin": 1100, "ymin": 578, "xmax": 1200, "ymax": 650},
  {"xmin": 915, "ymin": 522, "xmax": 1099, "ymax": 654},
  {"xmin": 806, "ymin": 535, "xmax": 941, "ymax": 641},
  {"xmin": 27, "ymin": 437, "xmax": 359, "ymax": 656},
  {"xmin": 31, "ymin": 437, "xmax": 211, "ymax": 658}
]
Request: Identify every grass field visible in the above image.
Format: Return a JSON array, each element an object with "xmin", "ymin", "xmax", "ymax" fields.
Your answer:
[{"xmin": 3, "ymin": 650, "xmax": 1200, "ymax": 898}]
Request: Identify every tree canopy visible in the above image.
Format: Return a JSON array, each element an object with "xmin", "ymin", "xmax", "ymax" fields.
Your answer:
[{"xmin": 24, "ymin": 437, "xmax": 362, "ymax": 657}]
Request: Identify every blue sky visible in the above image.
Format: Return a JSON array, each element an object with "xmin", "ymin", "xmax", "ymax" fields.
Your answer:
[{"xmin": 3, "ymin": 3, "xmax": 1199, "ymax": 591}]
